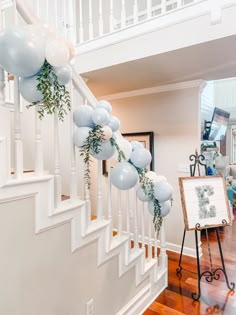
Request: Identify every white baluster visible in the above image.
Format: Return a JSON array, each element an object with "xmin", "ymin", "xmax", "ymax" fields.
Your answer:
[
  {"xmin": 88, "ymin": 0, "xmax": 93, "ymax": 39},
  {"xmin": 141, "ymin": 202, "xmax": 145, "ymax": 250},
  {"xmin": 148, "ymin": 212, "xmax": 152, "ymax": 261},
  {"xmin": 133, "ymin": 193, "xmax": 139, "ymax": 249},
  {"xmin": 133, "ymin": 0, "xmax": 138, "ymax": 24},
  {"xmin": 54, "ymin": 112, "xmax": 61, "ymax": 208},
  {"xmin": 107, "ymin": 160, "xmax": 113, "ymax": 235},
  {"xmin": 79, "ymin": 0, "xmax": 84, "ymax": 42},
  {"xmin": 109, "ymin": 0, "xmax": 114, "ymax": 32},
  {"xmin": 54, "ymin": 0, "xmax": 59, "ymax": 29},
  {"xmin": 34, "ymin": 0, "xmax": 40, "ymax": 16},
  {"xmin": 45, "ymin": 0, "xmax": 49, "ymax": 22},
  {"xmin": 67, "ymin": 0, "xmax": 76, "ymax": 44},
  {"xmin": 154, "ymin": 235, "xmax": 158, "ymax": 263},
  {"xmin": 118, "ymin": 189, "xmax": 122, "ymax": 235},
  {"xmin": 14, "ymin": 77, "xmax": 23, "ymax": 179},
  {"xmin": 161, "ymin": 0, "xmax": 166, "ymax": 14},
  {"xmin": 35, "ymin": 105, "xmax": 44, "ymax": 175},
  {"xmin": 98, "ymin": 0, "xmax": 104, "ymax": 37},
  {"xmin": 70, "ymin": 83, "xmax": 77, "ymax": 199},
  {"xmin": 121, "ymin": 0, "xmax": 126, "ymax": 28},
  {"xmin": 147, "ymin": 0, "xmax": 152, "ymax": 19},
  {"xmin": 86, "ymin": 186, "xmax": 91, "ymax": 225},
  {"xmin": 0, "ymin": 68, "xmax": 5, "ymax": 107},
  {"xmin": 126, "ymin": 190, "xmax": 130, "ymax": 234},
  {"xmin": 13, "ymin": 0, "xmax": 18, "ymax": 25},
  {"xmin": 159, "ymin": 219, "xmax": 167, "ymax": 269},
  {"xmin": 97, "ymin": 160, "xmax": 103, "ymax": 221},
  {"xmin": 176, "ymin": 0, "xmax": 182, "ymax": 8}
]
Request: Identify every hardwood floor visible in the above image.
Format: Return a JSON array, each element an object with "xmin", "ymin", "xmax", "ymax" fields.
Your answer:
[{"xmin": 144, "ymin": 216, "xmax": 236, "ymax": 315}]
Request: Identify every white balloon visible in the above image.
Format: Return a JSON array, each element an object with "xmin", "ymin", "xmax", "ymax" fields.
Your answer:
[
  {"xmin": 92, "ymin": 108, "xmax": 110, "ymax": 126},
  {"xmin": 101, "ymin": 125, "xmax": 113, "ymax": 141},
  {"xmin": 113, "ymin": 138, "xmax": 132, "ymax": 161},
  {"xmin": 73, "ymin": 127, "xmax": 92, "ymax": 148},
  {"xmin": 137, "ymin": 186, "xmax": 151, "ymax": 202},
  {"xmin": 145, "ymin": 171, "xmax": 158, "ymax": 182},
  {"xmin": 90, "ymin": 140, "xmax": 115, "ymax": 160},
  {"xmin": 148, "ymin": 200, "xmax": 171, "ymax": 217},
  {"xmin": 154, "ymin": 181, "xmax": 173, "ymax": 202},
  {"xmin": 97, "ymin": 100, "xmax": 112, "ymax": 114},
  {"xmin": 73, "ymin": 105, "xmax": 94, "ymax": 128},
  {"xmin": 130, "ymin": 148, "xmax": 152, "ymax": 169},
  {"xmin": 46, "ymin": 39, "xmax": 70, "ymax": 67},
  {"xmin": 111, "ymin": 161, "xmax": 139, "ymax": 190}
]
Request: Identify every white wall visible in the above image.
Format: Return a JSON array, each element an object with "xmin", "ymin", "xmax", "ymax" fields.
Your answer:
[
  {"xmin": 93, "ymin": 86, "xmax": 202, "ymax": 254},
  {"xmin": 0, "ymin": 197, "xmax": 149, "ymax": 315}
]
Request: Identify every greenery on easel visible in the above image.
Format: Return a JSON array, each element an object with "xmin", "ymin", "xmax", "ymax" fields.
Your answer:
[{"xmin": 31, "ymin": 60, "xmax": 71, "ymax": 121}]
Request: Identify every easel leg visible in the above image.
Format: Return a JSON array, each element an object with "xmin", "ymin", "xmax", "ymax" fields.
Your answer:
[
  {"xmin": 176, "ymin": 229, "xmax": 186, "ymax": 274},
  {"xmin": 192, "ymin": 229, "xmax": 201, "ymax": 301},
  {"xmin": 215, "ymin": 228, "xmax": 235, "ymax": 291}
]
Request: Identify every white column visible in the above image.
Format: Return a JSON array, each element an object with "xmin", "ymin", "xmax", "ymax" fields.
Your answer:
[
  {"xmin": 133, "ymin": 0, "xmax": 138, "ymax": 24},
  {"xmin": 97, "ymin": 160, "xmax": 103, "ymax": 221},
  {"xmin": 147, "ymin": 0, "xmax": 152, "ymax": 19},
  {"xmin": 133, "ymin": 194, "xmax": 139, "ymax": 249},
  {"xmin": 141, "ymin": 202, "xmax": 145, "ymax": 250},
  {"xmin": 161, "ymin": 0, "xmax": 166, "ymax": 14},
  {"xmin": 107, "ymin": 160, "xmax": 113, "ymax": 235},
  {"xmin": 98, "ymin": 0, "xmax": 104, "ymax": 36},
  {"xmin": 159, "ymin": 219, "xmax": 167, "ymax": 269},
  {"xmin": 109, "ymin": 0, "xmax": 114, "ymax": 32},
  {"xmin": 70, "ymin": 83, "xmax": 77, "ymax": 199},
  {"xmin": 34, "ymin": 105, "xmax": 44, "ymax": 175},
  {"xmin": 14, "ymin": 77, "xmax": 23, "ymax": 179},
  {"xmin": 148, "ymin": 214, "xmax": 152, "ymax": 261},
  {"xmin": 121, "ymin": 0, "xmax": 126, "ymax": 28},
  {"xmin": 79, "ymin": 0, "xmax": 84, "ymax": 42},
  {"xmin": 88, "ymin": 0, "xmax": 93, "ymax": 39},
  {"xmin": 54, "ymin": 112, "xmax": 62, "ymax": 208},
  {"xmin": 118, "ymin": 190, "xmax": 122, "ymax": 235},
  {"xmin": 86, "ymin": 186, "xmax": 91, "ymax": 225}
]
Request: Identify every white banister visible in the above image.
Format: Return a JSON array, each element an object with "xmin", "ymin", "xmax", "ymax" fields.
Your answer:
[
  {"xmin": 79, "ymin": 0, "xmax": 84, "ymax": 42},
  {"xmin": 98, "ymin": 0, "xmax": 103, "ymax": 37},
  {"xmin": 70, "ymin": 83, "xmax": 77, "ymax": 199},
  {"xmin": 118, "ymin": 189, "xmax": 122, "ymax": 235},
  {"xmin": 54, "ymin": 112, "xmax": 62, "ymax": 208},
  {"xmin": 159, "ymin": 219, "xmax": 167, "ymax": 268},
  {"xmin": 13, "ymin": 77, "xmax": 23, "ymax": 179},
  {"xmin": 96, "ymin": 160, "xmax": 103, "ymax": 221},
  {"xmin": 88, "ymin": 0, "xmax": 93, "ymax": 40},
  {"xmin": 109, "ymin": 0, "xmax": 114, "ymax": 32},
  {"xmin": 148, "ymin": 213, "xmax": 152, "ymax": 261},
  {"xmin": 34, "ymin": 105, "xmax": 44, "ymax": 175},
  {"xmin": 121, "ymin": 0, "xmax": 126, "ymax": 28},
  {"xmin": 133, "ymin": 194, "xmax": 139, "ymax": 249},
  {"xmin": 133, "ymin": 0, "xmax": 138, "ymax": 24},
  {"xmin": 147, "ymin": 0, "xmax": 152, "ymax": 19}
]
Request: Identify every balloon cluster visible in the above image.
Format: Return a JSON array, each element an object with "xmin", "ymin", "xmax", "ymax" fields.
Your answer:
[{"xmin": 0, "ymin": 24, "xmax": 74, "ymax": 120}]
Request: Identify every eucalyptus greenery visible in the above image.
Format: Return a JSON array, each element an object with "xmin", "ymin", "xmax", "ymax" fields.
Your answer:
[
  {"xmin": 29, "ymin": 60, "xmax": 71, "ymax": 121},
  {"xmin": 110, "ymin": 137, "xmax": 126, "ymax": 162}
]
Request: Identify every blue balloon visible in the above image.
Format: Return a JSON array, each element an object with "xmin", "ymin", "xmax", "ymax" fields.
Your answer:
[
  {"xmin": 148, "ymin": 200, "xmax": 171, "ymax": 217},
  {"xmin": 97, "ymin": 100, "xmax": 112, "ymax": 113},
  {"xmin": 154, "ymin": 181, "xmax": 173, "ymax": 202},
  {"xmin": 111, "ymin": 161, "xmax": 139, "ymax": 190},
  {"xmin": 73, "ymin": 105, "xmax": 95, "ymax": 128},
  {"xmin": 92, "ymin": 108, "xmax": 110, "ymax": 126},
  {"xmin": 53, "ymin": 65, "xmax": 72, "ymax": 85},
  {"xmin": 130, "ymin": 148, "xmax": 152, "ymax": 169},
  {"xmin": 19, "ymin": 75, "xmax": 43, "ymax": 103},
  {"xmin": 0, "ymin": 27, "xmax": 45, "ymax": 77},
  {"xmin": 130, "ymin": 141, "xmax": 144, "ymax": 151},
  {"xmin": 137, "ymin": 186, "xmax": 151, "ymax": 202},
  {"xmin": 73, "ymin": 127, "xmax": 92, "ymax": 148},
  {"xmin": 90, "ymin": 140, "xmax": 115, "ymax": 160},
  {"xmin": 108, "ymin": 116, "xmax": 120, "ymax": 132}
]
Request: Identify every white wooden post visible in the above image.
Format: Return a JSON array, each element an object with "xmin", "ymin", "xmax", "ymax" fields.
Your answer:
[
  {"xmin": 147, "ymin": 0, "xmax": 152, "ymax": 19},
  {"xmin": 117, "ymin": 190, "xmax": 122, "ymax": 235},
  {"xmin": 159, "ymin": 219, "xmax": 167, "ymax": 268},
  {"xmin": 79, "ymin": 0, "xmax": 84, "ymax": 42},
  {"xmin": 141, "ymin": 202, "xmax": 145, "ymax": 250},
  {"xmin": 98, "ymin": 0, "xmax": 104, "ymax": 36},
  {"xmin": 34, "ymin": 105, "xmax": 44, "ymax": 175},
  {"xmin": 133, "ymin": 194, "xmax": 139, "ymax": 249},
  {"xmin": 109, "ymin": 0, "xmax": 114, "ymax": 32},
  {"xmin": 126, "ymin": 190, "xmax": 130, "ymax": 234},
  {"xmin": 70, "ymin": 83, "xmax": 77, "ymax": 199},
  {"xmin": 88, "ymin": 0, "xmax": 93, "ymax": 39},
  {"xmin": 97, "ymin": 160, "xmax": 103, "ymax": 221},
  {"xmin": 54, "ymin": 112, "xmax": 62, "ymax": 208},
  {"xmin": 34, "ymin": 0, "xmax": 40, "ymax": 16},
  {"xmin": 121, "ymin": 0, "xmax": 126, "ymax": 28},
  {"xmin": 0, "ymin": 68, "xmax": 5, "ymax": 106},
  {"xmin": 107, "ymin": 160, "xmax": 113, "ymax": 236},
  {"xmin": 161, "ymin": 0, "xmax": 166, "ymax": 14},
  {"xmin": 86, "ymin": 186, "xmax": 92, "ymax": 225},
  {"xmin": 133, "ymin": 0, "xmax": 138, "ymax": 24},
  {"xmin": 148, "ymin": 213, "xmax": 152, "ymax": 261}
]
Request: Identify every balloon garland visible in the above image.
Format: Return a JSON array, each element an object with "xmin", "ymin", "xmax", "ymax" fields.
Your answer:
[{"xmin": 73, "ymin": 102, "xmax": 173, "ymax": 237}]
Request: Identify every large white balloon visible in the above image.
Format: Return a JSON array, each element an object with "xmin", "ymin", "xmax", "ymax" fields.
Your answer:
[
  {"xmin": 111, "ymin": 161, "xmax": 139, "ymax": 190},
  {"xmin": 145, "ymin": 171, "xmax": 158, "ymax": 182},
  {"xmin": 101, "ymin": 125, "xmax": 113, "ymax": 141},
  {"xmin": 130, "ymin": 148, "xmax": 152, "ymax": 169},
  {"xmin": 46, "ymin": 39, "xmax": 70, "ymax": 67},
  {"xmin": 73, "ymin": 105, "xmax": 94, "ymax": 128},
  {"xmin": 97, "ymin": 100, "xmax": 112, "ymax": 114},
  {"xmin": 148, "ymin": 200, "xmax": 171, "ymax": 217},
  {"xmin": 92, "ymin": 108, "xmax": 109, "ymax": 126},
  {"xmin": 108, "ymin": 116, "xmax": 120, "ymax": 132},
  {"xmin": 90, "ymin": 140, "xmax": 115, "ymax": 160},
  {"xmin": 113, "ymin": 138, "xmax": 132, "ymax": 161},
  {"xmin": 137, "ymin": 186, "xmax": 151, "ymax": 202},
  {"xmin": 154, "ymin": 181, "xmax": 173, "ymax": 202},
  {"xmin": 19, "ymin": 75, "xmax": 43, "ymax": 103},
  {"xmin": 73, "ymin": 127, "xmax": 92, "ymax": 148},
  {"xmin": 53, "ymin": 65, "xmax": 72, "ymax": 85},
  {"xmin": 0, "ymin": 27, "xmax": 45, "ymax": 77}
]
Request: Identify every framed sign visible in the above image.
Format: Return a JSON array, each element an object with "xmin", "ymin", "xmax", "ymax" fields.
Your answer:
[{"xmin": 179, "ymin": 175, "xmax": 231, "ymax": 230}]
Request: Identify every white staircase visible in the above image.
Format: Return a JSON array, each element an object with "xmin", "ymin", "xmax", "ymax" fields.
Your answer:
[{"xmin": 0, "ymin": 1, "xmax": 168, "ymax": 314}]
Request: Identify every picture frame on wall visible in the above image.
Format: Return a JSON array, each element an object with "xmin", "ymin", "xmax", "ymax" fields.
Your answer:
[
  {"xmin": 103, "ymin": 131, "xmax": 154, "ymax": 176},
  {"xmin": 179, "ymin": 175, "xmax": 231, "ymax": 231}
]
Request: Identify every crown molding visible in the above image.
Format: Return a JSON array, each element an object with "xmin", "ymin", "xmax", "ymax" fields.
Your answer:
[{"xmin": 98, "ymin": 79, "xmax": 205, "ymax": 101}]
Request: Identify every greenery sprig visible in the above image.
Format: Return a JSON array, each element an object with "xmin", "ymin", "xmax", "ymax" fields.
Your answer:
[
  {"xmin": 29, "ymin": 60, "xmax": 71, "ymax": 121},
  {"xmin": 110, "ymin": 137, "xmax": 126, "ymax": 162}
]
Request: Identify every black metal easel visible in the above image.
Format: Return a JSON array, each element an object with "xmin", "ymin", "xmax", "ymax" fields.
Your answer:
[{"xmin": 176, "ymin": 151, "xmax": 235, "ymax": 301}]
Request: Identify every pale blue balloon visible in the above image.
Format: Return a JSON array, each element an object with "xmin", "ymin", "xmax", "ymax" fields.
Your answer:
[
  {"xmin": 0, "ymin": 27, "xmax": 45, "ymax": 77},
  {"xmin": 19, "ymin": 75, "xmax": 43, "ymax": 103},
  {"xmin": 90, "ymin": 140, "xmax": 115, "ymax": 160},
  {"xmin": 53, "ymin": 65, "xmax": 72, "ymax": 85},
  {"xmin": 131, "ymin": 141, "xmax": 144, "ymax": 151},
  {"xmin": 108, "ymin": 116, "xmax": 120, "ymax": 132},
  {"xmin": 111, "ymin": 161, "xmax": 139, "ymax": 190},
  {"xmin": 92, "ymin": 108, "xmax": 109, "ymax": 126},
  {"xmin": 73, "ymin": 105, "xmax": 95, "ymax": 128},
  {"xmin": 137, "ymin": 186, "xmax": 151, "ymax": 202},
  {"xmin": 154, "ymin": 181, "xmax": 173, "ymax": 202},
  {"xmin": 73, "ymin": 127, "xmax": 92, "ymax": 148},
  {"xmin": 130, "ymin": 148, "xmax": 152, "ymax": 169},
  {"xmin": 97, "ymin": 100, "xmax": 112, "ymax": 114},
  {"xmin": 148, "ymin": 200, "xmax": 171, "ymax": 217}
]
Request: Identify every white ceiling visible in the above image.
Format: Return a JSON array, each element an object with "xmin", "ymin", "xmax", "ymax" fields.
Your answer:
[{"xmin": 83, "ymin": 34, "xmax": 236, "ymax": 97}]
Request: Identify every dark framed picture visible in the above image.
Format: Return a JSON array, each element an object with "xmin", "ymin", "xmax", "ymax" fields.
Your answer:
[{"xmin": 103, "ymin": 131, "xmax": 154, "ymax": 175}]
